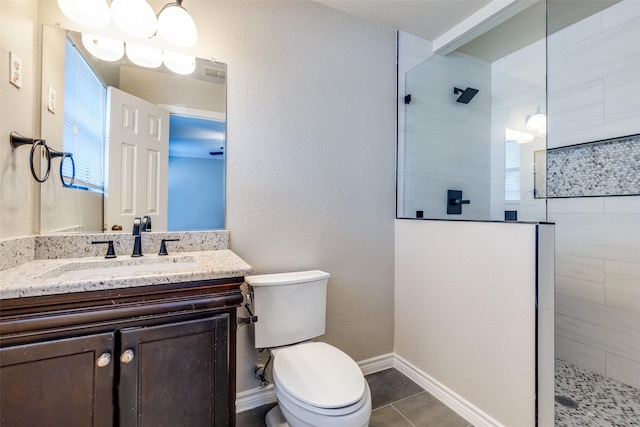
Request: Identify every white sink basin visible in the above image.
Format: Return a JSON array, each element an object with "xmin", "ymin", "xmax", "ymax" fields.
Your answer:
[{"xmin": 37, "ymin": 255, "xmax": 197, "ymax": 280}]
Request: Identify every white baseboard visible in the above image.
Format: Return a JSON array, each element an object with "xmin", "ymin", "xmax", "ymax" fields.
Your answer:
[
  {"xmin": 236, "ymin": 352, "xmax": 502, "ymax": 427},
  {"xmin": 236, "ymin": 383, "xmax": 276, "ymax": 413},
  {"xmin": 393, "ymin": 354, "xmax": 504, "ymax": 427},
  {"xmin": 358, "ymin": 352, "xmax": 395, "ymax": 375}
]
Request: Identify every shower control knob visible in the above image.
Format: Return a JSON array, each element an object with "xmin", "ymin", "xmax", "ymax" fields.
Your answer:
[{"xmin": 120, "ymin": 349, "xmax": 135, "ymax": 364}]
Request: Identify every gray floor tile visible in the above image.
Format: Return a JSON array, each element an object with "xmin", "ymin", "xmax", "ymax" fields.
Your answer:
[
  {"xmin": 369, "ymin": 405, "xmax": 414, "ymax": 427},
  {"xmin": 366, "ymin": 368, "xmax": 425, "ymax": 410},
  {"xmin": 393, "ymin": 391, "xmax": 470, "ymax": 427}
]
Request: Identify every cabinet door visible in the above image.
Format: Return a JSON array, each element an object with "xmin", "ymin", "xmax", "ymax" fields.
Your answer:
[
  {"xmin": 118, "ymin": 315, "xmax": 230, "ymax": 427},
  {"xmin": 0, "ymin": 332, "xmax": 115, "ymax": 427}
]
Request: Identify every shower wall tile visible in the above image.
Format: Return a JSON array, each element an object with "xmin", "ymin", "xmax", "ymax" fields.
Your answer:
[
  {"xmin": 549, "ymin": 0, "xmax": 640, "ymax": 388},
  {"xmin": 604, "ymin": 196, "xmax": 640, "ymax": 213},
  {"xmin": 606, "ymin": 353, "xmax": 640, "ymax": 389},
  {"xmin": 548, "ymin": 17, "xmax": 640, "ymax": 93},
  {"xmin": 602, "ymin": 0, "xmax": 640, "ymax": 31},
  {"xmin": 548, "ymin": 197, "xmax": 604, "ymax": 214},
  {"xmin": 556, "ymin": 295, "xmax": 640, "ymax": 363},
  {"xmin": 605, "ymin": 260, "xmax": 640, "ymax": 312},
  {"xmin": 556, "ymin": 254, "xmax": 605, "ymax": 304},
  {"xmin": 604, "ymin": 65, "xmax": 640, "ymax": 122},
  {"xmin": 548, "ymin": 81, "xmax": 603, "ymax": 135},
  {"xmin": 551, "ymin": 212, "xmax": 640, "ymax": 263},
  {"xmin": 555, "ymin": 336, "xmax": 606, "ymax": 376},
  {"xmin": 547, "ymin": 13, "xmax": 601, "ymax": 54}
]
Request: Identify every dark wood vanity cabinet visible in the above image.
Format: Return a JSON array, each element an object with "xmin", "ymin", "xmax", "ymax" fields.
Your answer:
[{"xmin": 0, "ymin": 278, "xmax": 244, "ymax": 427}]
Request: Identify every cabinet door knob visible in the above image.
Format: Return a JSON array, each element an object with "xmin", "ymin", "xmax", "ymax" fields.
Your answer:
[
  {"xmin": 120, "ymin": 349, "xmax": 135, "ymax": 364},
  {"xmin": 96, "ymin": 352, "xmax": 112, "ymax": 368}
]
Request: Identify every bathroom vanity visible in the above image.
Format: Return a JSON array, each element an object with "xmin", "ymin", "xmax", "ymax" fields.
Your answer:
[{"xmin": 0, "ymin": 233, "xmax": 252, "ymax": 427}]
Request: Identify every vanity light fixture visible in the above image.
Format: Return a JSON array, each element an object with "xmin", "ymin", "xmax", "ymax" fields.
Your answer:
[
  {"xmin": 163, "ymin": 51, "xmax": 196, "ymax": 75},
  {"xmin": 157, "ymin": 0, "xmax": 198, "ymax": 47},
  {"xmin": 526, "ymin": 106, "xmax": 547, "ymax": 136},
  {"xmin": 57, "ymin": 0, "xmax": 111, "ymax": 28},
  {"xmin": 126, "ymin": 43, "xmax": 163, "ymax": 68},
  {"xmin": 111, "ymin": 0, "xmax": 158, "ymax": 40},
  {"xmin": 81, "ymin": 33, "xmax": 125, "ymax": 62}
]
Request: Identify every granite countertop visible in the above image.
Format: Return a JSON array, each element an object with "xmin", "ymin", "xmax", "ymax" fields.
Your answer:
[{"xmin": 0, "ymin": 249, "xmax": 253, "ymax": 299}]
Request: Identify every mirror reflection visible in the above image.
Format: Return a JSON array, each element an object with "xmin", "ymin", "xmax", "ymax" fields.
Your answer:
[
  {"xmin": 40, "ymin": 25, "xmax": 226, "ymax": 234},
  {"xmin": 397, "ymin": 2, "xmax": 547, "ymax": 222}
]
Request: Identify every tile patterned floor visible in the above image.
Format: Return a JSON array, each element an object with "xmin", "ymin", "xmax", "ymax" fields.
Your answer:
[
  {"xmin": 236, "ymin": 368, "xmax": 472, "ymax": 427},
  {"xmin": 555, "ymin": 359, "xmax": 640, "ymax": 427}
]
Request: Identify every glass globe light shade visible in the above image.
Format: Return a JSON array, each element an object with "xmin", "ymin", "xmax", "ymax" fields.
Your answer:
[
  {"xmin": 111, "ymin": 0, "xmax": 157, "ymax": 39},
  {"xmin": 163, "ymin": 51, "xmax": 196, "ymax": 75},
  {"xmin": 126, "ymin": 43, "xmax": 163, "ymax": 68},
  {"xmin": 81, "ymin": 34, "xmax": 124, "ymax": 62},
  {"xmin": 526, "ymin": 112, "xmax": 547, "ymax": 133},
  {"xmin": 157, "ymin": 3, "xmax": 198, "ymax": 47},
  {"xmin": 57, "ymin": 0, "xmax": 110, "ymax": 28}
]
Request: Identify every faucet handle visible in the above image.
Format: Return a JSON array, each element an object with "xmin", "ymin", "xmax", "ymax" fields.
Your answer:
[
  {"xmin": 132, "ymin": 217, "xmax": 141, "ymax": 235},
  {"xmin": 141, "ymin": 215, "xmax": 152, "ymax": 232},
  {"xmin": 158, "ymin": 238, "xmax": 180, "ymax": 256},
  {"xmin": 92, "ymin": 240, "xmax": 116, "ymax": 258}
]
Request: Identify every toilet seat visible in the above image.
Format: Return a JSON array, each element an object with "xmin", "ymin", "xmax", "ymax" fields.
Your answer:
[{"xmin": 273, "ymin": 342, "xmax": 366, "ymax": 410}]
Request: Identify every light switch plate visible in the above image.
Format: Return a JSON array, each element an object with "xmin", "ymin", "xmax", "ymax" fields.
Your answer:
[
  {"xmin": 47, "ymin": 86, "xmax": 56, "ymax": 113},
  {"xmin": 10, "ymin": 52, "xmax": 22, "ymax": 88}
]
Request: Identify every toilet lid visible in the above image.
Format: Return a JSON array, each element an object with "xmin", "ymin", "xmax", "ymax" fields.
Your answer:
[{"xmin": 273, "ymin": 342, "xmax": 365, "ymax": 409}]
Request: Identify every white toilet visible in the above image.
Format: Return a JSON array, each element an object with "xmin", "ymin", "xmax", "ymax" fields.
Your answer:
[{"xmin": 245, "ymin": 270, "xmax": 372, "ymax": 427}]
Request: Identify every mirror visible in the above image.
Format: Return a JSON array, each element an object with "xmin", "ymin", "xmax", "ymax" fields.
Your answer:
[{"xmin": 40, "ymin": 25, "xmax": 226, "ymax": 234}]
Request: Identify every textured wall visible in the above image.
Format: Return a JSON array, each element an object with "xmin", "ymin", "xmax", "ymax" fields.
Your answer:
[
  {"xmin": 190, "ymin": 1, "xmax": 397, "ymax": 392},
  {"xmin": 0, "ymin": 1, "xmax": 40, "ymax": 237}
]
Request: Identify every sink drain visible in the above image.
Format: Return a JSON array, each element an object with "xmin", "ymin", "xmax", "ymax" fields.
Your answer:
[{"xmin": 555, "ymin": 395, "xmax": 579, "ymax": 409}]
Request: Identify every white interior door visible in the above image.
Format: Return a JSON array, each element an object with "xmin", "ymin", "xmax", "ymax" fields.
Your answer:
[{"xmin": 105, "ymin": 87, "xmax": 169, "ymax": 232}]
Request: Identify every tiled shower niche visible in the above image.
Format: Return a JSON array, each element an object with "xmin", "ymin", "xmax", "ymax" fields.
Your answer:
[{"xmin": 536, "ymin": 134, "xmax": 640, "ymax": 198}]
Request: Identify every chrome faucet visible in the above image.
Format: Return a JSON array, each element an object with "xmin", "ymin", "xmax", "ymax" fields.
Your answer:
[{"xmin": 132, "ymin": 217, "xmax": 143, "ymax": 257}]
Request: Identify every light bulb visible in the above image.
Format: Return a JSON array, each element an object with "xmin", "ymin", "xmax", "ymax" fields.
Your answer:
[
  {"xmin": 163, "ymin": 51, "xmax": 196, "ymax": 75},
  {"xmin": 157, "ymin": 3, "xmax": 198, "ymax": 47},
  {"xmin": 57, "ymin": 0, "xmax": 110, "ymax": 28},
  {"xmin": 126, "ymin": 43, "xmax": 163, "ymax": 68},
  {"xmin": 111, "ymin": 0, "xmax": 157, "ymax": 39},
  {"xmin": 81, "ymin": 33, "xmax": 124, "ymax": 62}
]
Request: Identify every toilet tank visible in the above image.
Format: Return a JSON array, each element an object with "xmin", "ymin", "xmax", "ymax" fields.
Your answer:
[{"xmin": 245, "ymin": 270, "xmax": 330, "ymax": 349}]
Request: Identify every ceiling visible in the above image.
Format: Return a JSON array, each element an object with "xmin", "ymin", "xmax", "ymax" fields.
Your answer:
[{"xmin": 313, "ymin": 0, "xmax": 493, "ymax": 41}]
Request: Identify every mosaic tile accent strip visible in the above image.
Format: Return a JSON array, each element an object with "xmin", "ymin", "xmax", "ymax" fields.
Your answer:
[
  {"xmin": 547, "ymin": 134, "xmax": 640, "ymax": 198},
  {"xmin": 555, "ymin": 359, "xmax": 640, "ymax": 427}
]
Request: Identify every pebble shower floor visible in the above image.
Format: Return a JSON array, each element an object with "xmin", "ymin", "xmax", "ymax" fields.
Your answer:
[{"xmin": 555, "ymin": 359, "xmax": 640, "ymax": 426}]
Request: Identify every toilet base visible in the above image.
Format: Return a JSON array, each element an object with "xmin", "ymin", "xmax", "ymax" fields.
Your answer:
[{"xmin": 265, "ymin": 405, "xmax": 289, "ymax": 427}]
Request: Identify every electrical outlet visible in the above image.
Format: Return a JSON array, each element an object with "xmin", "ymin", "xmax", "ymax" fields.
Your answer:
[{"xmin": 9, "ymin": 52, "xmax": 22, "ymax": 88}]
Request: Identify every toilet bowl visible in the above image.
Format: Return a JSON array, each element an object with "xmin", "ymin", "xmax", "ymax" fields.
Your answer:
[
  {"xmin": 245, "ymin": 271, "xmax": 372, "ymax": 427},
  {"xmin": 266, "ymin": 342, "xmax": 371, "ymax": 427}
]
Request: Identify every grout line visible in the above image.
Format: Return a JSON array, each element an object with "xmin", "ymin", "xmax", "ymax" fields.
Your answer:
[{"xmin": 390, "ymin": 403, "xmax": 417, "ymax": 427}]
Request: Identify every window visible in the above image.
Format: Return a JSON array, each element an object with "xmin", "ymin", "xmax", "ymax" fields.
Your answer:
[
  {"xmin": 505, "ymin": 140, "xmax": 521, "ymax": 202},
  {"xmin": 63, "ymin": 38, "xmax": 106, "ymax": 192}
]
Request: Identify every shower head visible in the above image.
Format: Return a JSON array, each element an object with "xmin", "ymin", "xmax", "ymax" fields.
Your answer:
[{"xmin": 454, "ymin": 87, "xmax": 479, "ymax": 104}]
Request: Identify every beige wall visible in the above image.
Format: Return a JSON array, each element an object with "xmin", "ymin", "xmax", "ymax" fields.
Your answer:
[{"xmin": 1, "ymin": 1, "xmax": 397, "ymax": 394}]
